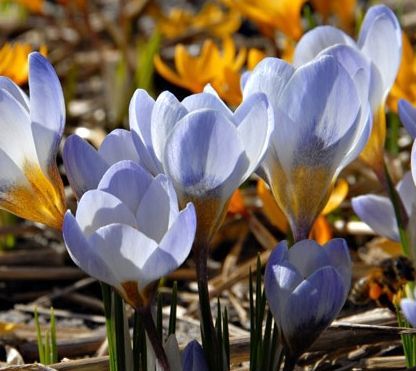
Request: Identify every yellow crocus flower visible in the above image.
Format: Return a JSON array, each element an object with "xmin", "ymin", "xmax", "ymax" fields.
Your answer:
[
  {"xmin": 311, "ymin": 0, "xmax": 357, "ymax": 31},
  {"xmin": 15, "ymin": 0, "xmax": 43, "ymax": 13},
  {"xmin": 154, "ymin": 38, "xmax": 265, "ymax": 106},
  {"xmin": 149, "ymin": 3, "xmax": 241, "ymax": 40},
  {"xmin": 0, "ymin": 43, "xmax": 47, "ymax": 85},
  {"xmin": 388, "ymin": 33, "xmax": 416, "ymax": 113},
  {"xmin": 221, "ymin": 0, "xmax": 307, "ymax": 40}
]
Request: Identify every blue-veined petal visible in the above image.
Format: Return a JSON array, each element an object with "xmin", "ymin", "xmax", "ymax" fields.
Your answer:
[
  {"xmin": 399, "ymin": 100, "xmax": 416, "ymax": 139},
  {"xmin": 98, "ymin": 129, "xmax": 140, "ymax": 164},
  {"xmin": 182, "ymin": 340, "xmax": 209, "ymax": 371}
]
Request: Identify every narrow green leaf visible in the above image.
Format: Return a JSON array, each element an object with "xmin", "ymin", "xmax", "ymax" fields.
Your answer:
[
  {"xmin": 34, "ymin": 307, "xmax": 45, "ymax": 364},
  {"xmin": 168, "ymin": 282, "xmax": 177, "ymax": 336},
  {"xmin": 50, "ymin": 307, "xmax": 57, "ymax": 363},
  {"xmin": 100, "ymin": 283, "xmax": 117, "ymax": 371}
]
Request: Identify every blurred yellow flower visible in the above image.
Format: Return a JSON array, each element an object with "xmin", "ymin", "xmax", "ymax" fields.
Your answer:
[
  {"xmin": 0, "ymin": 43, "xmax": 47, "ymax": 85},
  {"xmin": 150, "ymin": 3, "xmax": 241, "ymax": 39},
  {"xmin": 221, "ymin": 0, "xmax": 307, "ymax": 40},
  {"xmin": 388, "ymin": 33, "xmax": 416, "ymax": 113},
  {"xmin": 154, "ymin": 38, "xmax": 265, "ymax": 106},
  {"xmin": 15, "ymin": 0, "xmax": 43, "ymax": 13},
  {"xmin": 311, "ymin": 0, "xmax": 356, "ymax": 31},
  {"xmin": 258, "ymin": 178, "xmax": 348, "ymax": 243}
]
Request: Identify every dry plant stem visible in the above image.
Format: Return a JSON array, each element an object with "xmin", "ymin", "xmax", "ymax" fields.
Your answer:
[
  {"xmin": 139, "ymin": 306, "xmax": 170, "ymax": 371},
  {"xmin": 195, "ymin": 242, "xmax": 222, "ymax": 370}
]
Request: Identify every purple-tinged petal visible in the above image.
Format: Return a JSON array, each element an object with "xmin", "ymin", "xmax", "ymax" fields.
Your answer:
[
  {"xmin": 63, "ymin": 211, "xmax": 121, "ymax": 290},
  {"xmin": 293, "ymin": 26, "xmax": 356, "ymax": 67},
  {"xmin": 242, "ymin": 58, "xmax": 294, "ymax": 109},
  {"xmin": 75, "ymin": 190, "xmax": 137, "ymax": 236},
  {"xmin": 358, "ymin": 4, "xmax": 401, "ymax": 97},
  {"xmin": 397, "ymin": 171, "xmax": 416, "ymax": 217},
  {"xmin": 98, "ymin": 129, "xmax": 140, "ymax": 165},
  {"xmin": 234, "ymin": 93, "xmax": 274, "ymax": 180},
  {"xmin": 401, "ymin": 299, "xmax": 416, "ymax": 328},
  {"xmin": 0, "ymin": 77, "xmax": 29, "ymax": 110},
  {"xmin": 399, "ymin": 100, "xmax": 416, "ymax": 139},
  {"xmin": 63, "ymin": 134, "xmax": 109, "ymax": 199},
  {"xmin": 288, "ymin": 240, "xmax": 329, "ymax": 277},
  {"xmin": 182, "ymin": 92, "xmax": 232, "ymax": 119},
  {"xmin": 281, "ymin": 266, "xmax": 346, "ymax": 356},
  {"xmin": 151, "ymin": 91, "xmax": 188, "ymax": 165},
  {"xmin": 182, "ymin": 340, "xmax": 209, "ymax": 371},
  {"xmin": 88, "ymin": 223, "xmax": 158, "ymax": 288},
  {"xmin": 163, "ymin": 109, "xmax": 248, "ymax": 200},
  {"xmin": 141, "ymin": 202, "xmax": 196, "ymax": 284},
  {"xmin": 351, "ymin": 195, "xmax": 399, "ymax": 241},
  {"xmin": 97, "ymin": 160, "xmax": 153, "ymax": 216},
  {"xmin": 29, "ymin": 52, "xmax": 65, "ymax": 172}
]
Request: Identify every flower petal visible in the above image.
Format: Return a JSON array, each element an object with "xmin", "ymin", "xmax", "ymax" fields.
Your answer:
[
  {"xmin": 399, "ymin": 99, "xmax": 416, "ymax": 139},
  {"xmin": 135, "ymin": 174, "xmax": 180, "ymax": 243},
  {"xmin": 182, "ymin": 91, "xmax": 232, "ymax": 119},
  {"xmin": 397, "ymin": 171, "xmax": 416, "ymax": 217},
  {"xmin": 163, "ymin": 109, "xmax": 248, "ymax": 200},
  {"xmin": 288, "ymin": 239, "xmax": 329, "ymax": 277},
  {"xmin": 63, "ymin": 135, "xmax": 109, "ymax": 199},
  {"xmin": 63, "ymin": 211, "xmax": 120, "ymax": 289},
  {"xmin": 401, "ymin": 299, "xmax": 416, "ymax": 328},
  {"xmin": 182, "ymin": 340, "xmax": 209, "ymax": 371},
  {"xmin": 351, "ymin": 195, "xmax": 399, "ymax": 241},
  {"xmin": 358, "ymin": 4, "xmax": 401, "ymax": 97},
  {"xmin": 98, "ymin": 129, "xmax": 140, "ymax": 165},
  {"xmin": 151, "ymin": 91, "xmax": 188, "ymax": 166},
  {"xmin": 281, "ymin": 266, "xmax": 346, "ymax": 356},
  {"xmin": 141, "ymin": 202, "xmax": 196, "ymax": 283},
  {"xmin": 0, "ymin": 77, "xmax": 29, "ymax": 110},
  {"xmin": 97, "ymin": 160, "xmax": 153, "ymax": 217},
  {"xmin": 234, "ymin": 93, "xmax": 274, "ymax": 180},
  {"xmin": 293, "ymin": 26, "xmax": 355, "ymax": 67},
  {"xmin": 29, "ymin": 52, "xmax": 65, "ymax": 172},
  {"xmin": 242, "ymin": 57, "xmax": 294, "ymax": 110},
  {"xmin": 75, "ymin": 189, "xmax": 138, "ymax": 236},
  {"xmin": 88, "ymin": 223, "xmax": 158, "ymax": 288}
]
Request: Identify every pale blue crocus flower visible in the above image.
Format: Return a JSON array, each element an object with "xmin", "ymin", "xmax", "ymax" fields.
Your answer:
[
  {"xmin": 63, "ymin": 129, "xmax": 140, "ymax": 199},
  {"xmin": 398, "ymin": 99, "xmax": 416, "ymax": 139},
  {"xmin": 63, "ymin": 160, "xmax": 196, "ymax": 309},
  {"xmin": 352, "ymin": 172, "xmax": 416, "ymax": 242},
  {"xmin": 293, "ymin": 4, "xmax": 401, "ymax": 177},
  {"xmin": 242, "ymin": 54, "xmax": 369, "ymax": 241},
  {"xmin": 129, "ymin": 87, "xmax": 274, "ymax": 245},
  {"xmin": 0, "ymin": 52, "xmax": 66, "ymax": 230},
  {"xmin": 265, "ymin": 239, "xmax": 351, "ymax": 362},
  {"xmin": 182, "ymin": 340, "xmax": 209, "ymax": 371}
]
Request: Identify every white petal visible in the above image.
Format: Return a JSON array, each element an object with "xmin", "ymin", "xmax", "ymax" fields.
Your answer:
[{"xmin": 98, "ymin": 129, "xmax": 140, "ymax": 165}]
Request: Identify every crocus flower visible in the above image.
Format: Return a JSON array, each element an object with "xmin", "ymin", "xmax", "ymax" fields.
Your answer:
[
  {"xmin": 63, "ymin": 160, "xmax": 196, "ymax": 309},
  {"xmin": 182, "ymin": 340, "xmax": 209, "ymax": 371},
  {"xmin": 130, "ymin": 87, "xmax": 273, "ymax": 245},
  {"xmin": 148, "ymin": 3, "xmax": 241, "ymax": 40},
  {"xmin": 398, "ymin": 99, "xmax": 416, "ymax": 139},
  {"xmin": 401, "ymin": 291, "xmax": 416, "ymax": 327},
  {"xmin": 221, "ymin": 0, "xmax": 307, "ymax": 40},
  {"xmin": 352, "ymin": 171, "xmax": 415, "ymax": 242},
  {"xmin": 243, "ymin": 54, "xmax": 370, "ymax": 241},
  {"xmin": 293, "ymin": 4, "xmax": 402, "ymax": 179},
  {"xmin": 265, "ymin": 239, "xmax": 351, "ymax": 360},
  {"xmin": 0, "ymin": 52, "xmax": 65, "ymax": 230},
  {"xmin": 63, "ymin": 129, "xmax": 140, "ymax": 199},
  {"xmin": 154, "ymin": 38, "xmax": 265, "ymax": 106}
]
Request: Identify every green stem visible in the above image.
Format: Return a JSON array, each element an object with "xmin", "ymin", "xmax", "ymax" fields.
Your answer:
[
  {"xmin": 113, "ymin": 291, "xmax": 127, "ymax": 371},
  {"xmin": 100, "ymin": 283, "xmax": 117, "ymax": 371},
  {"xmin": 139, "ymin": 306, "xmax": 170, "ymax": 371},
  {"xmin": 384, "ymin": 163, "xmax": 410, "ymax": 256},
  {"xmin": 195, "ymin": 243, "xmax": 222, "ymax": 371},
  {"xmin": 133, "ymin": 310, "xmax": 146, "ymax": 371}
]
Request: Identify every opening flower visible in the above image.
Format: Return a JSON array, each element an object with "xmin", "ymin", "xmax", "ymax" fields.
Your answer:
[
  {"xmin": 265, "ymin": 239, "xmax": 351, "ymax": 360},
  {"xmin": 293, "ymin": 4, "xmax": 402, "ymax": 179},
  {"xmin": 130, "ymin": 87, "xmax": 273, "ymax": 245},
  {"xmin": 243, "ymin": 54, "xmax": 369, "ymax": 241},
  {"xmin": 0, "ymin": 52, "xmax": 65, "ymax": 229},
  {"xmin": 63, "ymin": 129, "xmax": 140, "ymax": 199},
  {"xmin": 182, "ymin": 340, "xmax": 209, "ymax": 371},
  {"xmin": 63, "ymin": 160, "xmax": 196, "ymax": 309}
]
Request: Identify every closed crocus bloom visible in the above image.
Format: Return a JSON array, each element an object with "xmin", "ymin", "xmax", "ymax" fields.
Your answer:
[
  {"xmin": 0, "ymin": 52, "xmax": 65, "ymax": 229},
  {"xmin": 243, "ymin": 55, "xmax": 369, "ymax": 241},
  {"xmin": 182, "ymin": 340, "xmax": 209, "ymax": 371},
  {"xmin": 265, "ymin": 239, "xmax": 351, "ymax": 361},
  {"xmin": 294, "ymin": 5, "xmax": 401, "ymax": 180},
  {"xmin": 130, "ymin": 87, "xmax": 273, "ymax": 245},
  {"xmin": 63, "ymin": 129, "xmax": 140, "ymax": 199},
  {"xmin": 63, "ymin": 160, "xmax": 196, "ymax": 309},
  {"xmin": 352, "ymin": 171, "xmax": 416, "ymax": 242}
]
